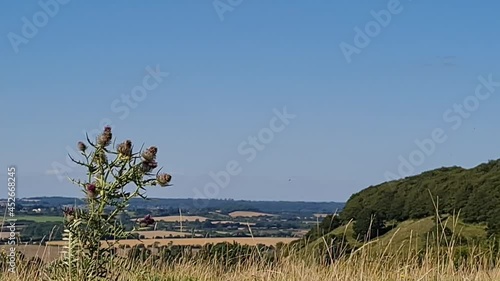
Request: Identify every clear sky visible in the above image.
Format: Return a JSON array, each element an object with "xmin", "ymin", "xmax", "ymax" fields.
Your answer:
[{"xmin": 1, "ymin": 0, "xmax": 500, "ymax": 202}]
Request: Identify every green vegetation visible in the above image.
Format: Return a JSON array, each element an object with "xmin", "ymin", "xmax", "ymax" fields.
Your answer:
[{"xmin": 338, "ymin": 159, "xmax": 500, "ymax": 239}]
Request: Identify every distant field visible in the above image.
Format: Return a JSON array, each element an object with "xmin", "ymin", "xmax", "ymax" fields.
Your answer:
[
  {"xmin": 0, "ymin": 245, "xmax": 62, "ymax": 262},
  {"xmin": 0, "ymin": 232, "xmax": 19, "ymax": 239},
  {"xmin": 133, "ymin": 215, "xmax": 209, "ymax": 222},
  {"xmin": 47, "ymin": 237, "xmax": 297, "ymax": 247},
  {"xmin": 134, "ymin": 230, "xmax": 200, "ymax": 238},
  {"xmin": 211, "ymin": 220, "xmax": 257, "ymax": 226},
  {"xmin": 1, "ymin": 215, "xmax": 63, "ymax": 223},
  {"xmin": 229, "ymin": 211, "xmax": 276, "ymax": 218},
  {"xmin": 313, "ymin": 213, "xmax": 330, "ymax": 218}
]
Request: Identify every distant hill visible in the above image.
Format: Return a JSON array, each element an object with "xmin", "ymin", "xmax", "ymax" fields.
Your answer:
[
  {"xmin": 337, "ymin": 159, "xmax": 500, "ymax": 239},
  {"xmin": 9, "ymin": 197, "xmax": 344, "ymax": 217}
]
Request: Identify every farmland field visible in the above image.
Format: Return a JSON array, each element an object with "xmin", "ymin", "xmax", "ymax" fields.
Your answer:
[
  {"xmin": 46, "ymin": 237, "xmax": 298, "ymax": 247},
  {"xmin": 0, "ymin": 244, "xmax": 62, "ymax": 262},
  {"xmin": 133, "ymin": 215, "xmax": 209, "ymax": 222},
  {"xmin": 0, "ymin": 232, "xmax": 19, "ymax": 239},
  {"xmin": 229, "ymin": 211, "xmax": 276, "ymax": 218},
  {"xmin": 211, "ymin": 220, "xmax": 257, "ymax": 226},
  {"xmin": 133, "ymin": 230, "xmax": 199, "ymax": 238}
]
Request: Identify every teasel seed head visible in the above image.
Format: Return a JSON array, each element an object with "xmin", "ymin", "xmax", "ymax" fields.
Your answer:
[{"xmin": 156, "ymin": 173, "xmax": 172, "ymax": 187}]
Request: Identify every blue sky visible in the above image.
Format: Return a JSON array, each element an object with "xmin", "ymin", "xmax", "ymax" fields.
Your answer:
[{"xmin": 1, "ymin": 0, "xmax": 500, "ymax": 202}]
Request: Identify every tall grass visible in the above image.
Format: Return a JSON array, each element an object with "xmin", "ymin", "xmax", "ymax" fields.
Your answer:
[{"xmin": 1, "ymin": 224, "xmax": 499, "ymax": 281}]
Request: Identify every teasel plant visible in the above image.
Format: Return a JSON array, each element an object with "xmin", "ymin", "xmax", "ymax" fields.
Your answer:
[{"xmin": 58, "ymin": 127, "xmax": 172, "ymax": 279}]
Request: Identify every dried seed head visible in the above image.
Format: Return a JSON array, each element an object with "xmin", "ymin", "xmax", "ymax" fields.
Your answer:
[
  {"xmin": 156, "ymin": 173, "xmax": 172, "ymax": 187},
  {"xmin": 97, "ymin": 126, "xmax": 113, "ymax": 147},
  {"xmin": 117, "ymin": 140, "xmax": 133, "ymax": 158},
  {"xmin": 77, "ymin": 141, "xmax": 87, "ymax": 152},
  {"xmin": 141, "ymin": 146, "xmax": 158, "ymax": 162}
]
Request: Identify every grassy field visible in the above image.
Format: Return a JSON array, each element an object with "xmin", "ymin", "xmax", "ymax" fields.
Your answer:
[{"xmin": 4, "ymin": 240, "xmax": 500, "ymax": 281}]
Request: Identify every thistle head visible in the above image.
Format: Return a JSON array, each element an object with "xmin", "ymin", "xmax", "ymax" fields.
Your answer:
[
  {"xmin": 117, "ymin": 140, "xmax": 133, "ymax": 159},
  {"xmin": 86, "ymin": 183, "xmax": 97, "ymax": 198},
  {"xmin": 97, "ymin": 126, "xmax": 113, "ymax": 147},
  {"xmin": 139, "ymin": 214, "xmax": 155, "ymax": 227},
  {"xmin": 63, "ymin": 207, "xmax": 75, "ymax": 223},
  {"xmin": 141, "ymin": 146, "xmax": 158, "ymax": 162},
  {"xmin": 156, "ymin": 173, "xmax": 172, "ymax": 187},
  {"xmin": 77, "ymin": 141, "xmax": 87, "ymax": 152},
  {"xmin": 140, "ymin": 160, "xmax": 158, "ymax": 173}
]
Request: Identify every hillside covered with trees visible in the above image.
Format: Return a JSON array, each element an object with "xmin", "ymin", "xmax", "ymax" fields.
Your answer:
[{"xmin": 337, "ymin": 159, "xmax": 500, "ymax": 239}]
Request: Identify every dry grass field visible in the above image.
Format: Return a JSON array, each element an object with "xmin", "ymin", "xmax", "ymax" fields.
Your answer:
[
  {"xmin": 0, "ymin": 232, "xmax": 19, "ymax": 239},
  {"xmin": 229, "ymin": 211, "xmax": 276, "ymax": 218},
  {"xmin": 5, "ymin": 243, "xmax": 500, "ymax": 281},
  {"xmin": 0, "ymin": 244, "xmax": 62, "ymax": 262}
]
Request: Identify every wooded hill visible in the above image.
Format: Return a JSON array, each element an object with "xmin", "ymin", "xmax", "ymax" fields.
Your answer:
[
  {"xmin": 309, "ymin": 159, "xmax": 500, "ymax": 242},
  {"xmin": 302, "ymin": 160, "xmax": 500, "ymax": 244}
]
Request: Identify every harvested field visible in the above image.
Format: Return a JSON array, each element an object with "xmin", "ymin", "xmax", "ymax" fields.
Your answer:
[{"xmin": 0, "ymin": 244, "xmax": 62, "ymax": 262}]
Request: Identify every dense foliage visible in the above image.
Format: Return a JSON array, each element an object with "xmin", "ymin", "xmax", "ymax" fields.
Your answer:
[{"xmin": 339, "ymin": 159, "xmax": 500, "ymax": 239}]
